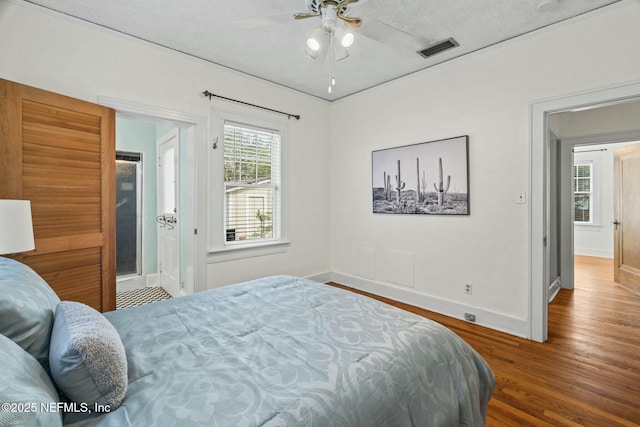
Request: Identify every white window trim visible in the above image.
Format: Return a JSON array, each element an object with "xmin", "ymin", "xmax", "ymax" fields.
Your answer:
[
  {"xmin": 208, "ymin": 109, "xmax": 289, "ymax": 262},
  {"xmin": 573, "ymin": 158, "xmax": 600, "ymax": 228}
]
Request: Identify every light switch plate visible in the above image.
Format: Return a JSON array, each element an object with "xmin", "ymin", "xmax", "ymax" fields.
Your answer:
[{"xmin": 517, "ymin": 191, "xmax": 526, "ymax": 204}]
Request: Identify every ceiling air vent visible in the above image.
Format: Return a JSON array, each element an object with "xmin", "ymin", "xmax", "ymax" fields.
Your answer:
[{"xmin": 417, "ymin": 38, "xmax": 459, "ymax": 59}]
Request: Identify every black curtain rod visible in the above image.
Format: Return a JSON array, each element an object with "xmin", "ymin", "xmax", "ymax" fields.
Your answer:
[
  {"xmin": 572, "ymin": 148, "xmax": 608, "ymax": 153},
  {"xmin": 203, "ymin": 90, "xmax": 300, "ymax": 120}
]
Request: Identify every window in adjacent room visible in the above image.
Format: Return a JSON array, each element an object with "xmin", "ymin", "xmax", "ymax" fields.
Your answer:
[
  {"xmin": 209, "ymin": 111, "xmax": 288, "ymax": 260},
  {"xmin": 573, "ymin": 161, "xmax": 593, "ymax": 224}
]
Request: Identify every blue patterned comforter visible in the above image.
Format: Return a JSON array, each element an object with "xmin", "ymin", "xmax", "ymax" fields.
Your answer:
[{"xmin": 67, "ymin": 276, "xmax": 495, "ymax": 426}]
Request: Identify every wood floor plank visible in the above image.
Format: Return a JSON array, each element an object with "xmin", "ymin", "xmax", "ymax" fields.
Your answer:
[{"xmin": 329, "ymin": 255, "xmax": 640, "ymax": 426}]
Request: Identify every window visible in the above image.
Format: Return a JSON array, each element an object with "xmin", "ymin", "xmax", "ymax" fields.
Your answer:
[
  {"xmin": 209, "ymin": 111, "xmax": 287, "ymax": 260},
  {"xmin": 223, "ymin": 122, "xmax": 280, "ymax": 243},
  {"xmin": 573, "ymin": 162, "xmax": 593, "ymax": 223}
]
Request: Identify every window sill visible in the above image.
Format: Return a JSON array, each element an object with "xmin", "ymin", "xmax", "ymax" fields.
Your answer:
[
  {"xmin": 574, "ymin": 223, "xmax": 601, "ymax": 231},
  {"xmin": 207, "ymin": 240, "xmax": 290, "ymax": 263}
]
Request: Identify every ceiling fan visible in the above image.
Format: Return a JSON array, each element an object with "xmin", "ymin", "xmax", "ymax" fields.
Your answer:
[
  {"xmin": 293, "ymin": 0, "xmax": 363, "ymax": 29},
  {"xmin": 298, "ymin": 1, "xmax": 358, "ymax": 61},
  {"xmin": 232, "ymin": 0, "xmax": 415, "ymax": 93},
  {"xmin": 232, "ymin": 0, "xmax": 415, "ymax": 49},
  {"xmin": 292, "ymin": 0, "xmax": 414, "ymax": 47},
  {"xmin": 298, "ymin": 0, "xmax": 416, "ymax": 92},
  {"xmin": 290, "ymin": 0, "xmax": 368, "ymax": 93}
]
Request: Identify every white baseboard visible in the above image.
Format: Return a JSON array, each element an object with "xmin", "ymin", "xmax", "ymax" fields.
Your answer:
[
  {"xmin": 305, "ymin": 271, "xmax": 333, "ymax": 283},
  {"xmin": 146, "ymin": 273, "xmax": 159, "ymax": 287},
  {"xmin": 548, "ymin": 277, "xmax": 562, "ymax": 302},
  {"xmin": 328, "ymin": 271, "xmax": 529, "ymax": 339},
  {"xmin": 116, "ymin": 275, "xmax": 145, "ymax": 293},
  {"xmin": 574, "ymin": 247, "xmax": 613, "ymax": 259}
]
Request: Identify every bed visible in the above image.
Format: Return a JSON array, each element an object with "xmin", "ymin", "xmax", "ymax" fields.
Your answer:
[{"xmin": 0, "ymin": 258, "xmax": 495, "ymax": 427}]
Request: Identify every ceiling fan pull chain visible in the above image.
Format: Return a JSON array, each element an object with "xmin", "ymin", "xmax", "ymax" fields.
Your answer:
[{"xmin": 328, "ymin": 31, "xmax": 336, "ymax": 93}]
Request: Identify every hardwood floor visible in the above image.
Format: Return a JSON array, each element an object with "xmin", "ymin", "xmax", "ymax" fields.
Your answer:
[{"xmin": 330, "ymin": 255, "xmax": 640, "ymax": 426}]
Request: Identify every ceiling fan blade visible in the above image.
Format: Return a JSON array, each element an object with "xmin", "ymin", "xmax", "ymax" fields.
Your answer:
[
  {"xmin": 336, "ymin": 0, "xmax": 360, "ymax": 25},
  {"xmin": 231, "ymin": 12, "xmax": 299, "ymax": 30},
  {"xmin": 355, "ymin": 16, "xmax": 415, "ymax": 48},
  {"xmin": 293, "ymin": 12, "xmax": 321, "ymax": 20},
  {"xmin": 338, "ymin": 14, "xmax": 361, "ymax": 28},
  {"xmin": 338, "ymin": 0, "xmax": 360, "ymax": 7}
]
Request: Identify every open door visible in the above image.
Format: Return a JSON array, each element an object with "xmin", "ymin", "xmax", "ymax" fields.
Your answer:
[
  {"xmin": 0, "ymin": 78, "xmax": 116, "ymax": 311},
  {"xmin": 546, "ymin": 131, "xmax": 562, "ymax": 301},
  {"xmin": 613, "ymin": 144, "xmax": 640, "ymax": 294},
  {"xmin": 157, "ymin": 129, "xmax": 181, "ymax": 297}
]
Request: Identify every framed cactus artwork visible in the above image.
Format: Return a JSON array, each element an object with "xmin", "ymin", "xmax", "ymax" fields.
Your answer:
[{"xmin": 372, "ymin": 135, "xmax": 469, "ymax": 215}]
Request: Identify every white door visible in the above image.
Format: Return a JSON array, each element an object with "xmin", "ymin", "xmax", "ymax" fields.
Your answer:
[
  {"xmin": 546, "ymin": 131, "xmax": 561, "ymax": 301},
  {"xmin": 157, "ymin": 129, "xmax": 181, "ymax": 297},
  {"xmin": 613, "ymin": 143, "xmax": 640, "ymax": 294}
]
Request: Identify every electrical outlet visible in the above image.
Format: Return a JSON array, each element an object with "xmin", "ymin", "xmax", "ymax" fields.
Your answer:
[
  {"xmin": 464, "ymin": 312, "xmax": 476, "ymax": 322},
  {"xmin": 464, "ymin": 283, "xmax": 472, "ymax": 295}
]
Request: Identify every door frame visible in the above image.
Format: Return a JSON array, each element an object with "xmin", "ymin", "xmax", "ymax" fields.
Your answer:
[
  {"xmin": 99, "ymin": 96, "xmax": 208, "ymax": 294},
  {"xmin": 530, "ymin": 80, "xmax": 640, "ymax": 342}
]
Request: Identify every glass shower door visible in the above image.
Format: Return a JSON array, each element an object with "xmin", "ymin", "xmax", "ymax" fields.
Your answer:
[{"xmin": 116, "ymin": 153, "xmax": 142, "ymax": 276}]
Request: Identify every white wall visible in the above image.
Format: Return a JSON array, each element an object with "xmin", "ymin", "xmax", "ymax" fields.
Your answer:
[
  {"xmin": 557, "ymin": 101, "xmax": 640, "ymax": 139},
  {"xmin": 0, "ymin": 0, "xmax": 332, "ymax": 289},
  {"xmin": 330, "ymin": 1, "xmax": 640, "ymax": 336}
]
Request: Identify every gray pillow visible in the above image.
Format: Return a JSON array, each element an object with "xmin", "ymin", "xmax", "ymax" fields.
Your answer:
[
  {"xmin": 0, "ymin": 257, "xmax": 60, "ymax": 373},
  {"xmin": 49, "ymin": 301, "xmax": 128, "ymax": 409},
  {"xmin": 0, "ymin": 333, "xmax": 63, "ymax": 427}
]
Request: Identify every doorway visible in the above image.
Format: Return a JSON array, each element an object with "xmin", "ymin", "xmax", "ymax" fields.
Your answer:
[
  {"xmin": 547, "ymin": 134, "xmax": 640, "ymax": 301},
  {"xmin": 114, "ymin": 118, "xmax": 177, "ymax": 294},
  {"xmin": 531, "ymin": 81, "xmax": 640, "ymax": 342},
  {"xmin": 572, "ymin": 142, "xmax": 639, "ymax": 265},
  {"xmin": 101, "ymin": 96, "xmax": 208, "ymax": 298}
]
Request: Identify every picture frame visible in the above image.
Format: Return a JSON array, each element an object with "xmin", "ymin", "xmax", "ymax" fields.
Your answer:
[{"xmin": 372, "ymin": 135, "xmax": 469, "ymax": 215}]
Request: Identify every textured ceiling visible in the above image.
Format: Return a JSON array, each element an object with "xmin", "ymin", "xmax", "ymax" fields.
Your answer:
[{"xmin": 24, "ymin": 0, "xmax": 622, "ymax": 101}]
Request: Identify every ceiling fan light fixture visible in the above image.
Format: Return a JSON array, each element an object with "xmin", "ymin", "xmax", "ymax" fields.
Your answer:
[
  {"xmin": 306, "ymin": 37, "xmax": 320, "ymax": 52},
  {"xmin": 341, "ymin": 32, "xmax": 354, "ymax": 47},
  {"xmin": 305, "ymin": 27, "xmax": 329, "ymax": 59},
  {"xmin": 302, "ymin": 0, "xmax": 364, "ymax": 95},
  {"xmin": 334, "ymin": 44, "xmax": 349, "ymax": 61}
]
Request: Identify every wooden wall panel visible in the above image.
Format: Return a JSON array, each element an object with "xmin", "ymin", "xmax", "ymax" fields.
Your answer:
[{"xmin": 23, "ymin": 248, "xmax": 103, "ymax": 310}]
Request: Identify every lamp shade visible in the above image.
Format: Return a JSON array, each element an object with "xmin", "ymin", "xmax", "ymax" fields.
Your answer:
[{"xmin": 0, "ymin": 200, "xmax": 35, "ymax": 255}]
